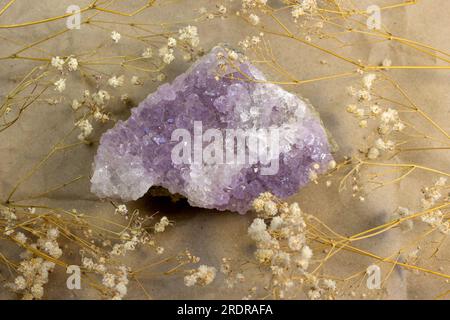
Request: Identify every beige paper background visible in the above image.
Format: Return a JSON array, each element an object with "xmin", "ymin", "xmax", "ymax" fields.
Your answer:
[{"xmin": 0, "ymin": 0, "xmax": 449, "ymax": 299}]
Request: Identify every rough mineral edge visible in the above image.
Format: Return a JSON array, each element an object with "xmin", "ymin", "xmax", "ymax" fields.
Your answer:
[{"xmin": 91, "ymin": 46, "xmax": 335, "ymax": 214}]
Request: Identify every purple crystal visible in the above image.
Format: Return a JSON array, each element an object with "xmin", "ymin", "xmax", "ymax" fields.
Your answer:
[{"xmin": 91, "ymin": 47, "xmax": 334, "ymax": 214}]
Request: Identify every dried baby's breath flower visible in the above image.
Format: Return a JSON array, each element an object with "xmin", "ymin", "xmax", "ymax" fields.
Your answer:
[
  {"xmin": 367, "ymin": 147, "xmax": 380, "ymax": 159},
  {"xmin": 246, "ymin": 193, "xmax": 319, "ymax": 298},
  {"xmin": 93, "ymin": 90, "xmax": 111, "ymax": 106},
  {"xmin": 328, "ymin": 160, "xmax": 337, "ymax": 170},
  {"xmin": 380, "ymin": 108, "xmax": 399, "ymax": 124},
  {"xmin": 51, "ymin": 56, "xmax": 65, "ymax": 70},
  {"xmin": 167, "ymin": 37, "xmax": 177, "ymax": 48},
  {"xmin": 159, "ymin": 46, "xmax": 175, "ymax": 65},
  {"xmin": 248, "ymin": 218, "xmax": 271, "ymax": 242},
  {"xmin": 156, "ymin": 246, "xmax": 165, "ymax": 254},
  {"xmin": 228, "ymin": 50, "xmax": 239, "ymax": 61},
  {"xmin": 178, "ymin": 25, "xmax": 199, "ymax": 47},
  {"xmin": 157, "ymin": 73, "xmax": 166, "ymax": 82},
  {"xmin": 309, "ymin": 169, "xmax": 318, "ymax": 183},
  {"xmin": 120, "ymin": 94, "xmax": 129, "ymax": 103},
  {"xmin": 154, "ymin": 216, "xmax": 170, "ymax": 233},
  {"xmin": 292, "ymin": 6, "xmax": 305, "ymax": 19},
  {"xmin": 93, "ymin": 110, "xmax": 109, "ymax": 122},
  {"xmin": 363, "ymin": 73, "xmax": 376, "ymax": 90},
  {"xmin": 142, "ymin": 47, "xmax": 153, "ymax": 58},
  {"xmin": 108, "ymin": 75, "xmax": 125, "ymax": 88},
  {"xmin": 111, "ymin": 31, "xmax": 121, "ymax": 43},
  {"xmin": 357, "ymin": 89, "xmax": 371, "ymax": 101},
  {"xmin": 76, "ymin": 119, "xmax": 93, "ymax": 141},
  {"xmin": 131, "ymin": 75, "xmax": 142, "ymax": 85},
  {"xmin": 67, "ymin": 57, "xmax": 78, "ymax": 71},
  {"xmin": 346, "ymin": 104, "xmax": 357, "ymax": 114},
  {"xmin": 264, "ymin": 200, "xmax": 278, "ymax": 217},
  {"xmin": 323, "ymin": 279, "xmax": 336, "ymax": 290},
  {"xmin": 252, "ymin": 198, "xmax": 265, "ymax": 212},
  {"xmin": 54, "ymin": 78, "xmax": 66, "ymax": 92},
  {"xmin": 115, "ymin": 204, "xmax": 128, "ymax": 216},
  {"xmin": 370, "ymin": 104, "xmax": 381, "ymax": 115},
  {"xmin": 184, "ymin": 265, "xmax": 217, "ymax": 287},
  {"xmin": 71, "ymin": 99, "xmax": 81, "ymax": 110},
  {"xmin": 14, "ymin": 232, "xmax": 27, "ymax": 244},
  {"xmin": 218, "ymin": 5, "xmax": 227, "ymax": 15},
  {"xmin": 248, "ymin": 14, "xmax": 260, "ymax": 25},
  {"xmin": 242, "ymin": 0, "xmax": 267, "ymax": 9}
]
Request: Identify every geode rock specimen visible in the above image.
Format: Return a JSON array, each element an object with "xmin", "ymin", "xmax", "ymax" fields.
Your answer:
[{"xmin": 91, "ymin": 47, "xmax": 334, "ymax": 214}]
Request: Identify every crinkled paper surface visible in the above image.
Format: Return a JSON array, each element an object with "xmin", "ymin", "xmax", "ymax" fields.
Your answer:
[{"xmin": 1, "ymin": 0, "xmax": 449, "ymax": 299}]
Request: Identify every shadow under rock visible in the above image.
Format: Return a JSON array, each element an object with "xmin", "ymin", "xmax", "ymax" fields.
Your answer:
[{"xmin": 134, "ymin": 187, "xmax": 228, "ymax": 221}]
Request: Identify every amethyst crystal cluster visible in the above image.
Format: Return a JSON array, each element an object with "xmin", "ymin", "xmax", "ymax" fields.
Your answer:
[{"xmin": 91, "ymin": 47, "xmax": 334, "ymax": 213}]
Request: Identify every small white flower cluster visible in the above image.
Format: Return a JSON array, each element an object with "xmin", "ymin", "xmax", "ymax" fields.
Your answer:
[
  {"xmin": 82, "ymin": 255, "xmax": 130, "ymax": 300},
  {"xmin": 82, "ymin": 256, "xmax": 107, "ymax": 273},
  {"xmin": 111, "ymin": 235, "xmax": 139, "ymax": 255},
  {"xmin": 228, "ymin": 50, "xmax": 239, "ymax": 61},
  {"xmin": 348, "ymin": 73, "xmax": 376, "ymax": 103},
  {"xmin": 184, "ymin": 265, "xmax": 217, "ymax": 287},
  {"xmin": 78, "ymin": 207, "xmax": 161, "ymax": 299},
  {"xmin": 1, "ymin": 205, "xmax": 17, "ymax": 236},
  {"xmin": 6, "ymin": 257, "xmax": 56, "ymax": 300},
  {"xmin": 76, "ymin": 119, "xmax": 93, "ymax": 141},
  {"xmin": 37, "ymin": 228, "xmax": 63, "ymax": 259},
  {"xmin": 71, "ymin": 89, "xmax": 111, "ymax": 140},
  {"xmin": 110, "ymin": 213, "xmax": 155, "ymax": 257},
  {"xmin": 5, "ymin": 226, "xmax": 62, "ymax": 299},
  {"xmin": 157, "ymin": 34, "xmax": 182, "ymax": 65},
  {"xmin": 14, "ymin": 231, "xmax": 28, "ymax": 244},
  {"xmin": 238, "ymin": 0, "xmax": 266, "ymax": 25},
  {"xmin": 178, "ymin": 25, "xmax": 200, "ymax": 48},
  {"xmin": 238, "ymin": 33, "xmax": 263, "ymax": 51},
  {"xmin": 92, "ymin": 89, "xmax": 111, "ymax": 106},
  {"xmin": 159, "ymin": 46, "xmax": 175, "ymax": 65},
  {"xmin": 167, "ymin": 37, "xmax": 177, "ymax": 48},
  {"xmin": 142, "ymin": 47, "xmax": 153, "ymax": 58},
  {"xmin": 67, "ymin": 56, "xmax": 78, "ymax": 71},
  {"xmin": 392, "ymin": 177, "xmax": 449, "ymax": 234},
  {"xmin": 154, "ymin": 216, "xmax": 170, "ymax": 233},
  {"xmin": 108, "ymin": 75, "xmax": 125, "ymax": 88},
  {"xmin": 51, "ymin": 56, "xmax": 78, "ymax": 72},
  {"xmin": 346, "ymin": 73, "xmax": 405, "ymax": 160},
  {"xmin": 219, "ymin": 257, "xmax": 245, "ymax": 289},
  {"xmin": 54, "ymin": 78, "xmax": 66, "ymax": 92},
  {"xmin": 111, "ymin": 31, "xmax": 121, "ymax": 43},
  {"xmin": 51, "ymin": 56, "xmax": 64, "ymax": 70},
  {"xmin": 248, "ymin": 13, "xmax": 260, "ymax": 25},
  {"xmin": 307, "ymin": 161, "xmax": 336, "ymax": 184},
  {"xmin": 291, "ymin": 6, "xmax": 305, "ymax": 19},
  {"xmin": 241, "ymin": 0, "xmax": 267, "ymax": 9},
  {"xmin": 101, "ymin": 266, "xmax": 129, "ymax": 300},
  {"xmin": 291, "ymin": 0, "xmax": 318, "ymax": 19},
  {"xmin": 217, "ymin": 4, "xmax": 227, "ymax": 15},
  {"xmin": 214, "ymin": 48, "xmax": 240, "ymax": 78},
  {"xmin": 115, "ymin": 204, "xmax": 128, "ymax": 216},
  {"xmin": 306, "ymin": 275, "xmax": 337, "ymax": 300},
  {"xmin": 420, "ymin": 177, "xmax": 449, "ymax": 235},
  {"xmin": 2, "ymin": 202, "xmax": 174, "ymax": 300},
  {"xmin": 249, "ymin": 192, "xmax": 337, "ymax": 299}
]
